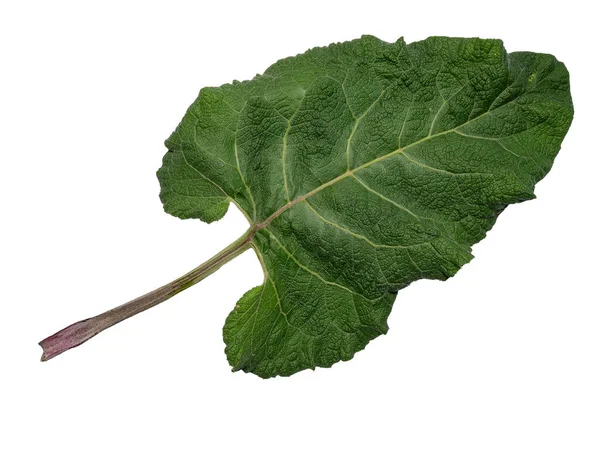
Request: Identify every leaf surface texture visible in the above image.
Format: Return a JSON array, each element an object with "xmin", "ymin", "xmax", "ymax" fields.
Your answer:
[{"xmin": 158, "ymin": 36, "xmax": 573, "ymax": 377}]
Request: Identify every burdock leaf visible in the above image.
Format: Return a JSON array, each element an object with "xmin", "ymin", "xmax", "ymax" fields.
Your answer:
[
  {"xmin": 40, "ymin": 36, "xmax": 573, "ymax": 377},
  {"xmin": 157, "ymin": 36, "xmax": 573, "ymax": 377}
]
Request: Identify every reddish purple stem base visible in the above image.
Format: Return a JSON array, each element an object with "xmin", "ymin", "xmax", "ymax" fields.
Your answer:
[{"xmin": 39, "ymin": 318, "xmax": 105, "ymax": 361}]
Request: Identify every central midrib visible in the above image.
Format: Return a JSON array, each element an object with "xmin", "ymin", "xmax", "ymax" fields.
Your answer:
[
  {"xmin": 245, "ymin": 69, "xmax": 531, "ymax": 231},
  {"xmin": 256, "ymin": 125, "xmax": 458, "ymax": 230}
]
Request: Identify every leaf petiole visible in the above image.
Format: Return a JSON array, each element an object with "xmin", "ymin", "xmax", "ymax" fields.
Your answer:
[{"xmin": 39, "ymin": 226, "xmax": 257, "ymax": 361}]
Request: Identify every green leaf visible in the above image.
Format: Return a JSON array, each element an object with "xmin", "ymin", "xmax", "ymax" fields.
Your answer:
[{"xmin": 158, "ymin": 36, "xmax": 573, "ymax": 378}]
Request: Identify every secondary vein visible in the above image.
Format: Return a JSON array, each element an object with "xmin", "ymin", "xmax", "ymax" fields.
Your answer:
[{"xmin": 256, "ymin": 94, "xmax": 520, "ymax": 230}]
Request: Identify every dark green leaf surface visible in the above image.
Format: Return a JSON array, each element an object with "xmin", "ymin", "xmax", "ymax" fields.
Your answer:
[{"xmin": 158, "ymin": 36, "xmax": 573, "ymax": 377}]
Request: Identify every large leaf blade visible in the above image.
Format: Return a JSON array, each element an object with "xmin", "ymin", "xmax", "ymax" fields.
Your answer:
[{"xmin": 158, "ymin": 36, "xmax": 573, "ymax": 377}]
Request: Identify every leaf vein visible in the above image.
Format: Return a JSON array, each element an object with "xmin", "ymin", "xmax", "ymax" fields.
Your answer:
[
  {"xmin": 351, "ymin": 174, "xmax": 420, "ymax": 218},
  {"xmin": 265, "ymin": 229, "xmax": 368, "ymax": 299}
]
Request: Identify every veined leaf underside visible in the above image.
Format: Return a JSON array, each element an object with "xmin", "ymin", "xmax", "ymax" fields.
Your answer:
[{"xmin": 157, "ymin": 36, "xmax": 573, "ymax": 377}]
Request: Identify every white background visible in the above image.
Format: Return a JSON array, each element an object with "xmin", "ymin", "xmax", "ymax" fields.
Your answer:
[{"xmin": 1, "ymin": 1, "xmax": 598, "ymax": 448}]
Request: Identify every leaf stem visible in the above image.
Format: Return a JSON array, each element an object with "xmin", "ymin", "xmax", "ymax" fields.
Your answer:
[{"xmin": 39, "ymin": 226, "xmax": 256, "ymax": 362}]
